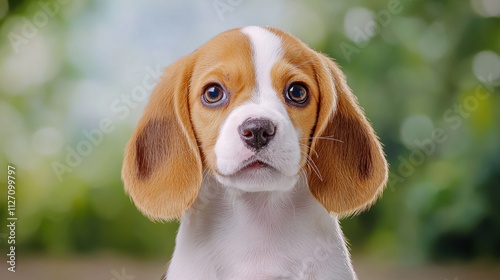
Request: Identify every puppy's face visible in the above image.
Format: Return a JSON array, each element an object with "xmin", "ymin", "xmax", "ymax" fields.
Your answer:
[
  {"xmin": 189, "ymin": 26, "xmax": 318, "ymax": 192},
  {"xmin": 122, "ymin": 26, "xmax": 388, "ymax": 221}
]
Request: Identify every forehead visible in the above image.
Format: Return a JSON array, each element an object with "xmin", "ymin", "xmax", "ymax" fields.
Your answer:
[
  {"xmin": 191, "ymin": 27, "xmax": 318, "ymax": 92},
  {"xmin": 191, "ymin": 29, "xmax": 254, "ymax": 89}
]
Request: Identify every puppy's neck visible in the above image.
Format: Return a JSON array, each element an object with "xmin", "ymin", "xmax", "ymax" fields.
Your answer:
[
  {"xmin": 185, "ymin": 175, "xmax": 314, "ymax": 222},
  {"xmin": 227, "ymin": 183, "xmax": 314, "ymax": 225},
  {"xmin": 179, "ymin": 174, "xmax": 338, "ymax": 244}
]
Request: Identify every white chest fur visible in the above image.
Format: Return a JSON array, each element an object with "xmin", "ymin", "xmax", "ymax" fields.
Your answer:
[{"xmin": 165, "ymin": 176, "xmax": 357, "ymax": 280}]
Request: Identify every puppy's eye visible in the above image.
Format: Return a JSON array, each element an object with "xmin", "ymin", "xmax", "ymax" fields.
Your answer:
[
  {"xmin": 202, "ymin": 84, "xmax": 227, "ymax": 106},
  {"xmin": 285, "ymin": 83, "xmax": 309, "ymax": 105},
  {"xmin": 286, "ymin": 83, "xmax": 308, "ymax": 104}
]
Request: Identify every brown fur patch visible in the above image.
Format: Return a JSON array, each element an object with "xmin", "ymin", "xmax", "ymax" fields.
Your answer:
[
  {"xmin": 122, "ymin": 53, "xmax": 203, "ymax": 221},
  {"xmin": 330, "ymin": 113, "xmax": 373, "ymax": 180},
  {"xmin": 135, "ymin": 118, "xmax": 169, "ymax": 180},
  {"xmin": 307, "ymin": 53, "xmax": 388, "ymax": 216}
]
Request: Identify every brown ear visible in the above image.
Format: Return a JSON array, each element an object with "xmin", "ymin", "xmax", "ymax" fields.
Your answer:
[
  {"xmin": 308, "ymin": 54, "xmax": 388, "ymax": 216},
  {"xmin": 122, "ymin": 56, "xmax": 202, "ymax": 221}
]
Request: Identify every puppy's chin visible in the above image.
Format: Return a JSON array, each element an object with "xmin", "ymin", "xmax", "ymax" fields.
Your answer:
[{"xmin": 215, "ymin": 167, "xmax": 298, "ymax": 192}]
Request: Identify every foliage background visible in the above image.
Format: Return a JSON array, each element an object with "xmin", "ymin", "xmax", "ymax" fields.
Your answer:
[{"xmin": 0, "ymin": 0, "xmax": 499, "ymax": 278}]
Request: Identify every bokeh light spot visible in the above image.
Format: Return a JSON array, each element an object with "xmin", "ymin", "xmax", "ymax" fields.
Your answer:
[
  {"xmin": 472, "ymin": 50, "xmax": 500, "ymax": 86},
  {"xmin": 400, "ymin": 115, "xmax": 435, "ymax": 150},
  {"xmin": 32, "ymin": 127, "xmax": 64, "ymax": 156},
  {"xmin": 343, "ymin": 7, "xmax": 375, "ymax": 44},
  {"xmin": 471, "ymin": 0, "xmax": 500, "ymax": 17}
]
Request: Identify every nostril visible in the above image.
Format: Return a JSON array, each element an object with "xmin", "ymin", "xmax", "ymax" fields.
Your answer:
[
  {"xmin": 242, "ymin": 130, "xmax": 253, "ymax": 138},
  {"xmin": 263, "ymin": 126, "xmax": 276, "ymax": 138}
]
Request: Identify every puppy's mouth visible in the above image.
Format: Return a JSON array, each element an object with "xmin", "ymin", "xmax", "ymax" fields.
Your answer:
[
  {"xmin": 239, "ymin": 159, "xmax": 270, "ymax": 171},
  {"xmin": 214, "ymin": 154, "xmax": 298, "ymax": 192},
  {"xmin": 230, "ymin": 156, "xmax": 277, "ymax": 175}
]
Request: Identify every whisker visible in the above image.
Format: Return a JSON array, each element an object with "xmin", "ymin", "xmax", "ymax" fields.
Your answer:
[
  {"xmin": 298, "ymin": 142, "xmax": 318, "ymax": 158},
  {"xmin": 301, "ymin": 136, "xmax": 344, "ymax": 143},
  {"xmin": 299, "ymin": 150, "xmax": 323, "ymax": 181},
  {"xmin": 298, "ymin": 167, "xmax": 307, "ymax": 181}
]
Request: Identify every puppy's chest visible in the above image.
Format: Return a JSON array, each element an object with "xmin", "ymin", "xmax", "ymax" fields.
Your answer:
[
  {"xmin": 175, "ymin": 226, "xmax": 350, "ymax": 280},
  {"xmin": 215, "ymin": 230, "xmax": 321, "ymax": 280},
  {"xmin": 219, "ymin": 258, "xmax": 303, "ymax": 280},
  {"xmin": 177, "ymin": 185, "xmax": 352, "ymax": 279},
  {"xmin": 210, "ymin": 212, "xmax": 333, "ymax": 279}
]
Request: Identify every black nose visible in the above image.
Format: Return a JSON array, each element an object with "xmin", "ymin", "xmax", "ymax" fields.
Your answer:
[{"xmin": 238, "ymin": 118, "xmax": 276, "ymax": 151}]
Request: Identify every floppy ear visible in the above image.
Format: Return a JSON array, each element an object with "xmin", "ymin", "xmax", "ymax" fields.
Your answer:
[
  {"xmin": 308, "ymin": 53, "xmax": 388, "ymax": 216},
  {"xmin": 122, "ymin": 56, "xmax": 202, "ymax": 221}
]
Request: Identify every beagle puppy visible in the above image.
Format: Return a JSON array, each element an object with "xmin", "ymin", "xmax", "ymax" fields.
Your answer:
[{"xmin": 122, "ymin": 26, "xmax": 388, "ymax": 280}]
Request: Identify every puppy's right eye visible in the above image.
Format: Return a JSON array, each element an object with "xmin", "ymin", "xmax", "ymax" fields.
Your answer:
[
  {"xmin": 285, "ymin": 82, "xmax": 309, "ymax": 105},
  {"xmin": 202, "ymin": 85, "xmax": 227, "ymax": 107}
]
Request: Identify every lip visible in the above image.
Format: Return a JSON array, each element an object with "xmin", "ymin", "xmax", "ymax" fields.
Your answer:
[
  {"xmin": 241, "ymin": 160, "xmax": 269, "ymax": 170},
  {"xmin": 236, "ymin": 158, "xmax": 275, "ymax": 174}
]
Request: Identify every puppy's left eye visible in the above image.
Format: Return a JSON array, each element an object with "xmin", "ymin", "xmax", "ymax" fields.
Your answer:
[
  {"xmin": 285, "ymin": 83, "xmax": 309, "ymax": 105},
  {"xmin": 202, "ymin": 84, "xmax": 227, "ymax": 106}
]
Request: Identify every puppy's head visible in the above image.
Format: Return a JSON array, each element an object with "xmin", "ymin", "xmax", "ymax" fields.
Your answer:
[{"xmin": 122, "ymin": 26, "xmax": 388, "ymax": 221}]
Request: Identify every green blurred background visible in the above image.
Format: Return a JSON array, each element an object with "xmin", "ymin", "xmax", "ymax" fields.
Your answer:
[{"xmin": 0, "ymin": 0, "xmax": 499, "ymax": 279}]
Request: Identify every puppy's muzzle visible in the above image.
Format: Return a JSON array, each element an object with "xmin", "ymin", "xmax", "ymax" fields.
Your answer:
[{"xmin": 238, "ymin": 118, "xmax": 276, "ymax": 151}]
